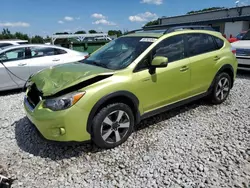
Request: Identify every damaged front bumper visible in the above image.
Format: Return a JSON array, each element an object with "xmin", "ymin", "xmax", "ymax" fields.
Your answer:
[{"xmin": 23, "ymin": 94, "xmax": 91, "ymax": 142}]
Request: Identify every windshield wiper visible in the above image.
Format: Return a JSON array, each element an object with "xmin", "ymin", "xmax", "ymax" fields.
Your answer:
[{"xmin": 86, "ymin": 60, "xmax": 109, "ymax": 69}]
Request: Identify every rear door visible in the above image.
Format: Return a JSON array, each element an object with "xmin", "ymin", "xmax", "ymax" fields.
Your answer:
[
  {"xmin": 28, "ymin": 46, "xmax": 66, "ymax": 74},
  {"xmin": 186, "ymin": 33, "xmax": 221, "ymax": 95},
  {"xmin": 0, "ymin": 47, "xmax": 31, "ymax": 90}
]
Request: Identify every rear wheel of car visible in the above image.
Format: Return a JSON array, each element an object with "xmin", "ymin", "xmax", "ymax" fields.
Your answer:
[
  {"xmin": 91, "ymin": 103, "xmax": 134, "ymax": 149},
  {"xmin": 210, "ymin": 72, "xmax": 232, "ymax": 104}
]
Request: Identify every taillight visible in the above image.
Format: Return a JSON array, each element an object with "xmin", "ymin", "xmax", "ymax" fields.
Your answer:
[
  {"xmin": 84, "ymin": 55, "xmax": 89, "ymax": 59},
  {"xmin": 231, "ymin": 47, "xmax": 236, "ymax": 55}
]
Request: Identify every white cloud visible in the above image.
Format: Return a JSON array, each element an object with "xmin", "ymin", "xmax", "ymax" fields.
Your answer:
[
  {"xmin": 92, "ymin": 19, "xmax": 116, "ymax": 26},
  {"xmin": 140, "ymin": 0, "xmax": 163, "ymax": 5},
  {"xmin": 0, "ymin": 22, "xmax": 30, "ymax": 27},
  {"xmin": 129, "ymin": 12, "xmax": 158, "ymax": 22},
  {"xmin": 236, "ymin": 0, "xmax": 250, "ymax": 6},
  {"xmin": 58, "ymin": 20, "xmax": 64, "ymax": 24},
  {"xmin": 91, "ymin": 13, "xmax": 106, "ymax": 19},
  {"xmin": 64, "ymin": 16, "xmax": 74, "ymax": 21}
]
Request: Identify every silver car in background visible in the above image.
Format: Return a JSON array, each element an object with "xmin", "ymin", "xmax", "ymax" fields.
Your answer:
[{"xmin": 0, "ymin": 44, "xmax": 89, "ymax": 91}]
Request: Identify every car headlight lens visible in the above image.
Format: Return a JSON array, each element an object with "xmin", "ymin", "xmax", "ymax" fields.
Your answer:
[{"xmin": 43, "ymin": 91, "xmax": 85, "ymax": 111}]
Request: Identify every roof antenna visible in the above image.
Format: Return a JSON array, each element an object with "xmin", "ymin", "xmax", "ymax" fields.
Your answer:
[{"xmin": 235, "ymin": 0, "xmax": 240, "ymax": 7}]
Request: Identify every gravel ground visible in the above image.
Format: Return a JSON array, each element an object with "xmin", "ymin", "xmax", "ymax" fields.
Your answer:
[{"xmin": 0, "ymin": 72, "xmax": 250, "ymax": 188}]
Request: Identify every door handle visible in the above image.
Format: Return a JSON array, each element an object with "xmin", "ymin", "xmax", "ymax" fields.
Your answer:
[
  {"xmin": 53, "ymin": 59, "xmax": 60, "ymax": 62},
  {"xmin": 18, "ymin": 63, "xmax": 27, "ymax": 66},
  {"xmin": 214, "ymin": 56, "xmax": 221, "ymax": 61},
  {"xmin": 180, "ymin": 66, "xmax": 189, "ymax": 72}
]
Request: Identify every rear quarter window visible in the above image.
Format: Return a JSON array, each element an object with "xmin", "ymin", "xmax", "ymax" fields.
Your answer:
[{"xmin": 214, "ymin": 37, "xmax": 224, "ymax": 49}]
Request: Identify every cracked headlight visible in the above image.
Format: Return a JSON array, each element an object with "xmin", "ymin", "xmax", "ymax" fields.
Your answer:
[{"xmin": 43, "ymin": 91, "xmax": 85, "ymax": 111}]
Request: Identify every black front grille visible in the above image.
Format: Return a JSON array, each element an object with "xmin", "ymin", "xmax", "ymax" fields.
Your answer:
[{"xmin": 27, "ymin": 84, "xmax": 42, "ymax": 108}]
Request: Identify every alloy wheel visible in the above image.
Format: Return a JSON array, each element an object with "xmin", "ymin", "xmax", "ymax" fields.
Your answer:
[
  {"xmin": 101, "ymin": 110, "xmax": 130, "ymax": 144},
  {"xmin": 215, "ymin": 77, "xmax": 230, "ymax": 101}
]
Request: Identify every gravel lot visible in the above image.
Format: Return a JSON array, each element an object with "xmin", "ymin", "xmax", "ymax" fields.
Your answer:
[{"xmin": 0, "ymin": 72, "xmax": 250, "ymax": 188}]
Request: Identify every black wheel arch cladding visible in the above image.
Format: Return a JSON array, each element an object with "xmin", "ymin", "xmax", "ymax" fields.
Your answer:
[
  {"xmin": 208, "ymin": 64, "xmax": 235, "ymax": 93},
  {"xmin": 86, "ymin": 91, "xmax": 140, "ymax": 134}
]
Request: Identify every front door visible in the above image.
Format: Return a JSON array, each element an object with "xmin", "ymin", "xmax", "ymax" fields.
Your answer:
[
  {"xmin": 132, "ymin": 35, "xmax": 191, "ymax": 113},
  {"xmin": 0, "ymin": 47, "xmax": 30, "ymax": 89}
]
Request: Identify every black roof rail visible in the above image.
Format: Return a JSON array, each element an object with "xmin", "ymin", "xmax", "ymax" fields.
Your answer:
[
  {"xmin": 125, "ymin": 25, "xmax": 216, "ymax": 35},
  {"xmin": 163, "ymin": 25, "xmax": 215, "ymax": 34}
]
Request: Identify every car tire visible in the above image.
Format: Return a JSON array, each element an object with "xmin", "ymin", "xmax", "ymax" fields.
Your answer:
[
  {"xmin": 91, "ymin": 103, "xmax": 134, "ymax": 149},
  {"xmin": 209, "ymin": 72, "xmax": 232, "ymax": 104}
]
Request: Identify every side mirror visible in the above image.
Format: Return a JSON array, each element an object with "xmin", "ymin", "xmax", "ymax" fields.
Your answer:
[
  {"xmin": 0, "ymin": 55, "xmax": 6, "ymax": 63},
  {"xmin": 151, "ymin": 56, "xmax": 168, "ymax": 68}
]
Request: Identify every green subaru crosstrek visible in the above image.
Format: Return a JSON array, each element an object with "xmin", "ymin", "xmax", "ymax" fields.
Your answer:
[{"xmin": 24, "ymin": 29, "xmax": 238, "ymax": 148}]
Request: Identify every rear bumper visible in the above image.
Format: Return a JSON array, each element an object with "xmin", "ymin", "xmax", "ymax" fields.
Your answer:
[{"xmin": 236, "ymin": 57, "xmax": 250, "ymax": 70}]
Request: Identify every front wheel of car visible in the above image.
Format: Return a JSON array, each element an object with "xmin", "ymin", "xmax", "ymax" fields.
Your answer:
[
  {"xmin": 210, "ymin": 72, "xmax": 232, "ymax": 104},
  {"xmin": 91, "ymin": 103, "xmax": 134, "ymax": 149}
]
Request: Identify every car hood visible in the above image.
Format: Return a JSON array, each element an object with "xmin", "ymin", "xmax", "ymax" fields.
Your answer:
[
  {"xmin": 29, "ymin": 62, "xmax": 114, "ymax": 97},
  {"xmin": 231, "ymin": 40, "xmax": 250, "ymax": 49}
]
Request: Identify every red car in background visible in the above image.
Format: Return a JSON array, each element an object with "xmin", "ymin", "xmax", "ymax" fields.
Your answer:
[{"xmin": 227, "ymin": 31, "xmax": 247, "ymax": 43}]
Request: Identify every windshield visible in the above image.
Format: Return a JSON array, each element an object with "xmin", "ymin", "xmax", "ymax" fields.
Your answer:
[
  {"xmin": 82, "ymin": 36, "xmax": 156, "ymax": 70},
  {"xmin": 241, "ymin": 30, "xmax": 250, "ymax": 40}
]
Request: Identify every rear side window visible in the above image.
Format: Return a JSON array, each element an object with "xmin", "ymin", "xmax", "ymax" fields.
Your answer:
[
  {"xmin": 187, "ymin": 33, "xmax": 218, "ymax": 56},
  {"xmin": 30, "ymin": 47, "xmax": 67, "ymax": 58},
  {"xmin": 214, "ymin": 37, "xmax": 224, "ymax": 49},
  {"xmin": 55, "ymin": 48, "xmax": 67, "ymax": 55}
]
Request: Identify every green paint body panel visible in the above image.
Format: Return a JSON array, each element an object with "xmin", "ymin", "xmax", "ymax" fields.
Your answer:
[
  {"xmin": 24, "ymin": 30, "xmax": 238, "ymax": 142},
  {"xmin": 30, "ymin": 62, "xmax": 113, "ymax": 96}
]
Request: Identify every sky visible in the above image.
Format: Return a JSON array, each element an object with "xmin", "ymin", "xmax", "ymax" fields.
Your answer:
[{"xmin": 1, "ymin": 0, "xmax": 250, "ymax": 37}]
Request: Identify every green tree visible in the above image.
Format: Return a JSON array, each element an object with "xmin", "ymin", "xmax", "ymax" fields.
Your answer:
[
  {"xmin": 144, "ymin": 20, "xmax": 159, "ymax": 27},
  {"xmin": 1, "ymin": 28, "xmax": 14, "ymax": 39},
  {"xmin": 187, "ymin": 7, "xmax": 225, "ymax": 14},
  {"xmin": 44, "ymin": 35, "xmax": 51, "ymax": 43},
  {"xmin": 14, "ymin": 32, "xmax": 29, "ymax": 40},
  {"xmin": 31, "ymin": 35, "xmax": 44, "ymax": 43},
  {"xmin": 75, "ymin": 30, "xmax": 86, "ymax": 34},
  {"xmin": 55, "ymin": 32, "xmax": 69, "ymax": 35},
  {"xmin": 89, "ymin": 30, "xmax": 97, "ymax": 33},
  {"xmin": 108, "ymin": 30, "xmax": 122, "ymax": 37}
]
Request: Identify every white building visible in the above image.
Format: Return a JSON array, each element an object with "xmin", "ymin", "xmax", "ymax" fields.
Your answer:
[{"xmin": 143, "ymin": 5, "xmax": 250, "ymax": 37}]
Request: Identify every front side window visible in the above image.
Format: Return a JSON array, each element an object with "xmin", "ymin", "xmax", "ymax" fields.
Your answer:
[
  {"xmin": 82, "ymin": 36, "xmax": 155, "ymax": 70},
  {"xmin": 153, "ymin": 35, "xmax": 185, "ymax": 63},
  {"xmin": 0, "ymin": 48, "xmax": 28, "ymax": 62},
  {"xmin": 134, "ymin": 35, "xmax": 185, "ymax": 72},
  {"xmin": 187, "ymin": 34, "xmax": 218, "ymax": 56}
]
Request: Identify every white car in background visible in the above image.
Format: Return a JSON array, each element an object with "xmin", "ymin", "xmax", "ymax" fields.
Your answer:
[
  {"xmin": 0, "ymin": 39, "xmax": 29, "ymax": 48},
  {"xmin": 0, "ymin": 44, "xmax": 89, "ymax": 91},
  {"xmin": 231, "ymin": 29, "xmax": 250, "ymax": 71}
]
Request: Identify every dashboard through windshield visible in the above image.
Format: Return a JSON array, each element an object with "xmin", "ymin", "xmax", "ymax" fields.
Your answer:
[{"xmin": 82, "ymin": 36, "xmax": 157, "ymax": 70}]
